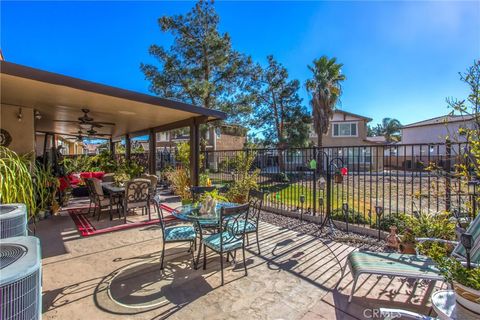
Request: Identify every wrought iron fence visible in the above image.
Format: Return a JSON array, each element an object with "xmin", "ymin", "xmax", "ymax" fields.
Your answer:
[{"xmin": 202, "ymin": 142, "xmax": 473, "ymax": 230}]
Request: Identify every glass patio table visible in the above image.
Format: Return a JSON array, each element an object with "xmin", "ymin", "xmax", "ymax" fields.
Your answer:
[
  {"xmin": 171, "ymin": 202, "xmax": 239, "ymax": 223},
  {"xmin": 171, "ymin": 202, "xmax": 240, "ymax": 268}
]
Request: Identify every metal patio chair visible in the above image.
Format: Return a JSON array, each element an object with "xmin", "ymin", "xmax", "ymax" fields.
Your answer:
[
  {"xmin": 87, "ymin": 178, "xmax": 117, "ymax": 221},
  {"xmin": 227, "ymin": 189, "xmax": 265, "ymax": 254},
  {"xmin": 202, "ymin": 203, "xmax": 250, "ymax": 286},
  {"xmin": 141, "ymin": 173, "xmax": 159, "ymax": 213},
  {"xmin": 152, "ymin": 195, "xmax": 196, "ymax": 270},
  {"xmin": 123, "ymin": 179, "xmax": 151, "ymax": 223}
]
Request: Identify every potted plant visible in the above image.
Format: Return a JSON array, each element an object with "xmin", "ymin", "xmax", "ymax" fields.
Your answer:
[
  {"xmin": 399, "ymin": 228, "xmax": 416, "ymax": 254},
  {"xmin": 438, "ymin": 257, "xmax": 480, "ymax": 314},
  {"xmin": 333, "ymin": 169, "xmax": 343, "ymax": 184}
]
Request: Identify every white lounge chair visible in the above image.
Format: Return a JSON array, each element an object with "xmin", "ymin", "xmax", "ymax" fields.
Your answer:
[{"xmin": 344, "ymin": 212, "xmax": 480, "ymax": 303}]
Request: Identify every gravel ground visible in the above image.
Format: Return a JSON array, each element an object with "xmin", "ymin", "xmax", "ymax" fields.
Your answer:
[{"xmin": 260, "ymin": 210, "xmax": 390, "ymax": 252}]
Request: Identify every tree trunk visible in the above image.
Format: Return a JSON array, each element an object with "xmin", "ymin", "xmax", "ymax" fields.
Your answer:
[
  {"xmin": 278, "ymin": 143, "xmax": 286, "ymax": 173},
  {"xmin": 317, "ymin": 130, "xmax": 323, "ymax": 148}
]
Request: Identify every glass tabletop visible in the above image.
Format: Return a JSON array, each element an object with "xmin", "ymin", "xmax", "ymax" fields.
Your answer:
[{"xmin": 172, "ymin": 202, "xmax": 239, "ymax": 222}]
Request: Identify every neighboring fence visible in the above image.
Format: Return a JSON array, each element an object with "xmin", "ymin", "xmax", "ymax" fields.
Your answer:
[{"xmin": 202, "ymin": 142, "xmax": 473, "ymax": 229}]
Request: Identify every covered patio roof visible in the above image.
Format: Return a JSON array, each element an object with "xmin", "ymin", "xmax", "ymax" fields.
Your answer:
[{"xmin": 0, "ymin": 61, "xmax": 226, "ymax": 139}]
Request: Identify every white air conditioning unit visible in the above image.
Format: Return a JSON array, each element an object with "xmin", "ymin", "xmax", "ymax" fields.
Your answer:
[
  {"xmin": 0, "ymin": 203, "xmax": 28, "ymax": 239},
  {"xmin": 0, "ymin": 236, "xmax": 42, "ymax": 320}
]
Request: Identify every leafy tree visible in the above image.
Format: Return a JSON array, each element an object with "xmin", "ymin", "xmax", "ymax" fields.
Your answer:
[
  {"xmin": 249, "ymin": 56, "xmax": 311, "ymax": 170},
  {"xmin": 448, "ymin": 60, "xmax": 480, "ymax": 179},
  {"xmin": 140, "ymin": 0, "xmax": 255, "ymax": 124},
  {"xmin": 367, "ymin": 118, "xmax": 402, "ymax": 142},
  {"xmin": 250, "ymin": 56, "xmax": 311, "ymax": 148},
  {"xmin": 305, "ymin": 56, "xmax": 346, "ymax": 147}
]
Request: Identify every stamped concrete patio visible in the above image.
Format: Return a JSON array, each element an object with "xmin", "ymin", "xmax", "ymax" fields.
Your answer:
[{"xmin": 37, "ymin": 208, "xmax": 443, "ymax": 320}]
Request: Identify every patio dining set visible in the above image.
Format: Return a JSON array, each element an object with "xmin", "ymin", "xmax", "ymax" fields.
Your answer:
[
  {"xmin": 154, "ymin": 187, "xmax": 265, "ymax": 286},
  {"xmin": 84, "ymin": 173, "xmax": 159, "ymax": 223},
  {"xmin": 84, "ymin": 176, "xmax": 265, "ymax": 285}
]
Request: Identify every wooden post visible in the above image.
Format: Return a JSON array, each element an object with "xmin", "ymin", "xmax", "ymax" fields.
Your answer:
[
  {"xmin": 190, "ymin": 120, "xmax": 200, "ymax": 186},
  {"xmin": 42, "ymin": 133, "xmax": 49, "ymax": 166},
  {"xmin": 149, "ymin": 129, "xmax": 156, "ymax": 175},
  {"xmin": 109, "ymin": 138, "xmax": 115, "ymax": 156},
  {"xmin": 125, "ymin": 134, "xmax": 131, "ymax": 161}
]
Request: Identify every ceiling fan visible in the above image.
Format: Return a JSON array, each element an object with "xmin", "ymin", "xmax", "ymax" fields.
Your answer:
[
  {"xmin": 55, "ymin": 108, "xmax": 115, "ymax": 128},
  {"xmin": 69, "ymin": 128, "xmax": 111, "ymax": 141}
]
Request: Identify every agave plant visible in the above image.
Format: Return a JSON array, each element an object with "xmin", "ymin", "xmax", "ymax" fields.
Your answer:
[{"xmin": 0, "ymin": 146, "xmax": 36, "ymax": 218}]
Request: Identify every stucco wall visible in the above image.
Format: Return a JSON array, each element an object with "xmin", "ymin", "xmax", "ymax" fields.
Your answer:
[
  {"xmin": 401, "ymin": 121, "xmax": 471, "ymax": 144},
  {"xmin": 1, "ymin": 104, "xmax": 35, "ymax": 155},
  {"xmin": 310, "ymin": 113, "xmax": 370, "ymax": 147},
  {"xmin": 215, "ymin": 134, "xmax": 246, "ymax": 151}
]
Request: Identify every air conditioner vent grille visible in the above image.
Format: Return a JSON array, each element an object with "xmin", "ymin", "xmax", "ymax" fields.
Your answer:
[
  {"xmin": 0, "ymin": 205, "xmax": 17, "ymax": 215},
  {"xmin": 1, "ymin": 244, "xmax": 27, "ymax": 270},
  {"xmin": 0, "ymin": 204, "xmax": 28, "ymax": 238},
  {"xmin": 1, "ymin": 271, "xmax": 40, "ymax": 320}
]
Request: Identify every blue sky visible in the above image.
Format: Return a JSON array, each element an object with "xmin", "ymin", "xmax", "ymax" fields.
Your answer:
[{"xmin": 1, "ymin": 1, "xmax": 479, "ymax": 127}]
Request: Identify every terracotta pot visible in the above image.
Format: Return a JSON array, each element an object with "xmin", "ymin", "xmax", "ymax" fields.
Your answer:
[
  {"xmin": 453, "ymin": 281, "xmax": 480, "ymax": 314},
  {"xmin": 334, "ymin": 173, "xmax": 343, "ymax": 184},
  {"xmin": 399, "ymin": 242, "xmax": 416, "ymax": 254}
]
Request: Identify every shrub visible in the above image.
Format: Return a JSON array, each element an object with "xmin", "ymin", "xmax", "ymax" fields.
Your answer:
[
  {"xmin": 226, "ymin": 151, "xmax": 259, "ymax": 203},
  {"xmin": 330, "ymin": 208, "xmax": 368, "ymax": 224},
  {"xmin": 164, "ymin": 168, "xmax": 191, "ymax": 200},
  {"xmin": 400, "ymin": 211, "xmax": 456, "ymax": 258},
  {"xmin": 438, "ymin": 257, "xmax": 480, "ymax": 290},
  {"xmin": 0, "ymin": 147, "xmax": 36, "ymax": 217}
]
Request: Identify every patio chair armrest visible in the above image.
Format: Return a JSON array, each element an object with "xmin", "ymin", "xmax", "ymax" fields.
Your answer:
[
  {"xmin": 378, "ymin": 308, "xmax": 434, "ymax": 320},
  {"xmin": 415, "ymin": 237, "xmax": 458, "ymax": 245}
]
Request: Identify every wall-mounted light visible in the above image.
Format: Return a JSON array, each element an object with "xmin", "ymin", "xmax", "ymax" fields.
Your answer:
[
  {"xmin": 17, "ymin": 108, "xmax": 23, "ymax": 122},
  {"xmin": 34, "ymin": 110, "xmax": 42, "ymax": 120}
]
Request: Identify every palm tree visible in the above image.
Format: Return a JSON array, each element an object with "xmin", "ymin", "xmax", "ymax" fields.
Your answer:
[
  {"xmin": 305, "ymin": 56, "xmax": 346, "ymax": 147},
  {"xmin": 380, "ymin": 118, "xmax": 402, "ymax": 142}
]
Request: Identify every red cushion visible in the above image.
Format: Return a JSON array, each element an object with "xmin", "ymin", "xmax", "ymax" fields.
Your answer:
[
  {"xmin": 79, "ymin": 172, "xmax": 93, "ymax": 179},
  {"xmin": 68, "ymin": 174, "xmax": 81, "ymax": 186},
  {"xmin": 91, "ymin": 172, "xmax": 105, "ymax": 179}
]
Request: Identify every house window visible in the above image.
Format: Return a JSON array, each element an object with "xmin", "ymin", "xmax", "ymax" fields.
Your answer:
[{"xmin": 332, "ymin": 122, "xmax": 357, "ymax": 137}]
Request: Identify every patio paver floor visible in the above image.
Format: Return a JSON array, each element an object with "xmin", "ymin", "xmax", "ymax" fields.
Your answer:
[{"xmin": 37, "ymin": 208, "xmax": 442, "ymax": 319}]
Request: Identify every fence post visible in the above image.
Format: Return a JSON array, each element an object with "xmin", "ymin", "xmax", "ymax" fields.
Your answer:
[
  {"xmin": 326, "ymin": 154, "xmax": 332, "ymax": 223},
  {"xmin": 445, "ymin": 139, "xmax": 452, "ymax": 212},
  {"xmin": 205, "ymin": 150, "xmax": 209, "ymax": 171},
  {"xmin": 125, "ymin": 134, "xmax": 131, "ymax": 162}
]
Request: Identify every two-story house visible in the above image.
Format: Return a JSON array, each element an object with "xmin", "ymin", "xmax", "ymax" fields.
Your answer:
[
  {"xmin": 156, "ymin": 124, "xmax": 247, "ymax": 170},
  {"xmin": 385, "ymin": 114, "xmax": 475, "ymax": 169},
  {"xmin": 308, "ymin": 110, "xmax": 384, "ymax": 171},
  {"xmin": 309, "ymin": 110, "xmax": 374, "ymax": 147},
  {"xmin": 156, "ymin": 124, "xmax": 247, "ymax": 151}
]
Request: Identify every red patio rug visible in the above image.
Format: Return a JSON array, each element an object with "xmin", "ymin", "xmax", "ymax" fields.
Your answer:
[{"xmin": 69, "ymin": 203, "xmax": 177, "ymax": 237}]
